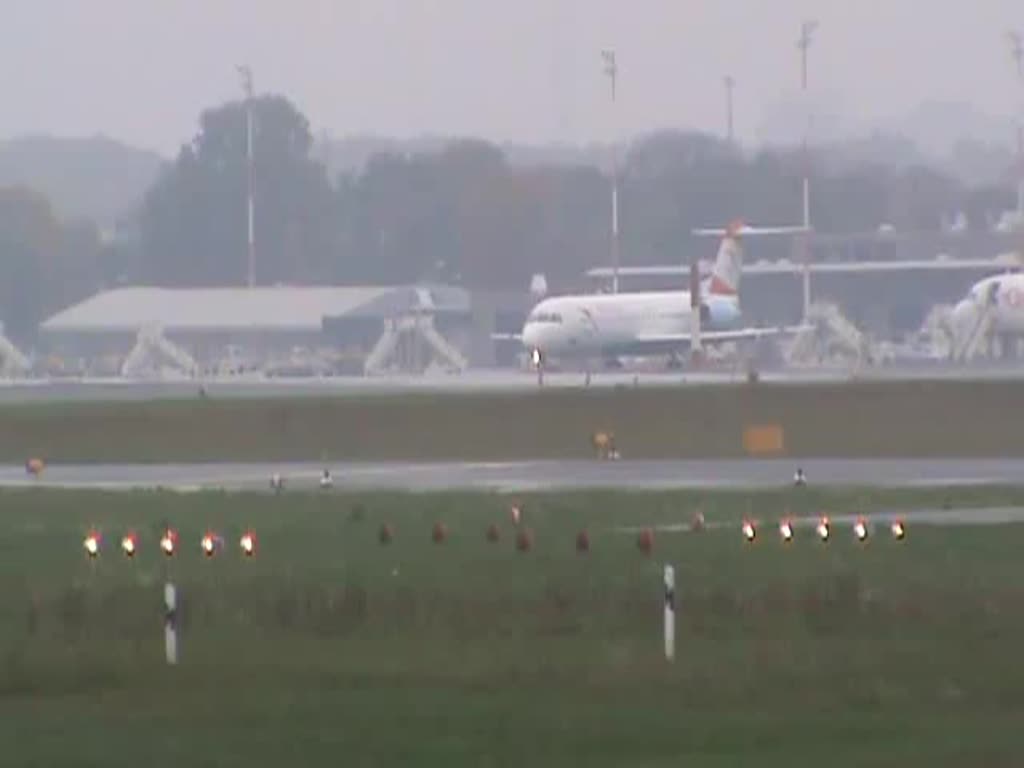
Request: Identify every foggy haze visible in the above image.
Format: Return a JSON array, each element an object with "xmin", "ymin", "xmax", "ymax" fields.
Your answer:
[{"xmin": 3, "ymin": 0, "xmax": 1022, "ymax": 154}]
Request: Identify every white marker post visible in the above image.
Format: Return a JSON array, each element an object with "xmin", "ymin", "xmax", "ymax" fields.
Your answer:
[
  {"xmin": 663, "ymin": 564, "xmax": 675, "ymax": 662},
  {"xmin": 164, "ymin": 583, "xmax": 178, "ymax": 665}
]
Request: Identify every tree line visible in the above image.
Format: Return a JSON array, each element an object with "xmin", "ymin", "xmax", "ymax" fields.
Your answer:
[{"xmin": 0, "ymin": 92, "xmax": 1019, "ymax": 342}]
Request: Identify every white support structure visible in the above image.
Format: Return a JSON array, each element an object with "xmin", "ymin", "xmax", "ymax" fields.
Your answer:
[
  {"xmin": 949, "ymin": 302, "xmax": 998, "ymax": 362},
  {"xmin": 363, "ymin": 320, "xmax": 402, "ymax": 374},
  {"xmin": 363, "ymin": 314, "xmax": 468, "ymax": 376},
  {"xmin": 0, "ymin": 325, "xmax": 30, "ymax": 378},
  {"xmin": 784, "ymin": 301, "xmax": 872, "ymax": 370},
  {"xmin": 121, "ymin": 325, "xmax": 199, "ymax": 380},
  {"xmin": 919, "ymin": 304, "xmax": 957, "ymax": 360}
]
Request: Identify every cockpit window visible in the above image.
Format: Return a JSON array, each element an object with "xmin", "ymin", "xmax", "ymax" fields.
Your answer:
[{"xmin": 528, "ymin": 311, "xmax": 562, "ymax": 324}]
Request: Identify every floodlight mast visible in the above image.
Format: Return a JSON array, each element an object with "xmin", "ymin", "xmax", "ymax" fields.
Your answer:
[
  {"xmin": 237, "ymin": 65, "xmax": 255, "ymax": 288},
  {"xmin": 797, "ymin": 20, "xmax": 818, "ymax": 322},
  {"xmin": 1009, "ymin": 31, "xmax": 1024, "ymax": 218},
  {"xmin": 724, "ymin": 75, "xmax": 735, "ymax": 143},
  {"xmin": 602, "ymin": 49, "xmax": 620, "ymax": 293}
]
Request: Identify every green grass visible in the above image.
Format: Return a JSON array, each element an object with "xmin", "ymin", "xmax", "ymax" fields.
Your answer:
[
  {"xmin": 3, "ymin": 485, "xmax": 1024, "ymax": 766},
  {"xmin": 3, "ymin": 378, "xmax": 1024, "ymax": 461}
]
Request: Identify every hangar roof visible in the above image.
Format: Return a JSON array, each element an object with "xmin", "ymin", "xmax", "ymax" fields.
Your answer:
[
  {"xmin": 40, "ymin": 286, "xmax": 397, "ymax": 334},
  {"xmin": 337, "ymin": 284, "xmax": 471, "ymax": 318}
]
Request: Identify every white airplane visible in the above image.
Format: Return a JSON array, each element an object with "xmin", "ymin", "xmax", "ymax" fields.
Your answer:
[
  {"xmin": 947, "ymin": 269, "xmax": 1024, "ymax": 359},
  {"xmin": 514, "ymin": 220, "xmax": 811, "ymax": 369}
]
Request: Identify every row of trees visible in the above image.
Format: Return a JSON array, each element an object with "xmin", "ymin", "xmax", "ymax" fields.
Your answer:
[
  {"xmin": 0, "ymin": 92, "xmax": 1019, "ymax": 341},
  {"xmin": 0, "ymin": 187, "xmax": 103, "ymax": 340},
  {"xmin": 135, "ymin": 95, "xmax": 1017, "ymax": 291}
]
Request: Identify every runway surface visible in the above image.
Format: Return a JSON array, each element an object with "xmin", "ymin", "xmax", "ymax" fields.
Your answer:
[
  {"xmin": 4, "ymin": 458, "xmax": 1024, "ymax": 493},
  {"xmin": 3, "ymin": 363, "xmax": 1024, "ymax": 402}
]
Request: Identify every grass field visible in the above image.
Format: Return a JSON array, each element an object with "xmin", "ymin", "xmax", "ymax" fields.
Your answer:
[
  {"xmin": 3, "ymin": 378, "xmax": 1024, "ymax": 462},
  {"xmin": 3, "ymin": 485, "xmax": 1024, "ymax": 766}
]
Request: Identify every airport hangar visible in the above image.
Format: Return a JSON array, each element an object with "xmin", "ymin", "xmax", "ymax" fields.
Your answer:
[{"xmin": 37, "ymin": 284, "xmax": 504, "ymax": 376}]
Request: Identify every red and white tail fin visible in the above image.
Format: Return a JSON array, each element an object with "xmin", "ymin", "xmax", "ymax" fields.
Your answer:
[
  {"xmin": 707, "ymin": 219, "xmax": 744, "ymax": 296},
  {"xmin": 694, "ymin": 219, "xmax": 809, "ymax": 296}
]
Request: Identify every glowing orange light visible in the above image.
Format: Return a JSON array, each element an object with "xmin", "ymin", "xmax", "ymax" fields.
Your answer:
[
  {"xmin": 854, "ymin": 517, "xmax": 869, "ymax": 542},
  {"xmin": 121, "ymin": 533, "xmax": 137, "ymax": 557},
  {"xmin": 160, "ymin": 529, "xmax": 177, "ymax": 557},
  {"xmin": 240, "ymin": 531, "xmax": 256, "ymax": 557},
  {"xmin": 201, "ymin": 532, "xmax": 217, "ymax": 557},
  {"xmin": 891, "ymin": 520, "xmax": 906, "ymax": 540},
  {"xmin": 779, "ymin": 519, "xmax": 794, "ymax": 542},
  {"xmin": 742, "ymin": 520, "xmax": 756, "ymax": 542}
]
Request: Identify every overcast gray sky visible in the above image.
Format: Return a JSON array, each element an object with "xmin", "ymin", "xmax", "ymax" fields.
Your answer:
[{"xmin": 4, "ymin": 0, "xmax": 1022, "ymax": 154}]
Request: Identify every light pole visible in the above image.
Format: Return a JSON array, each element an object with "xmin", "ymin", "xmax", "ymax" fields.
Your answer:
[
  {"xmin": 237, "ymin": 65, "xmax": 255, "ymax": 288},
  {"xmin": 1009, "ymin": 31, "xmax": 1023, "ymax": 218},
  {"xmin": 797, "ymin": 20, "xmax": 817, "ymax": 230},
  {"xmin": 602, "ymin": 49, "xmax": 620, "ymax": 293},
  {"xmin": 797, "ymin": 20, "xmax": 818, "ymax": 322},
  {"xmin": 724, "ymin": 75, "xmax": 735, "ymax": 144}
]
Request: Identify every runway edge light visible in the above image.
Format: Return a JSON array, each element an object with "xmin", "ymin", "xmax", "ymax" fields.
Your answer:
[
  {"xmin": 240, "ymin": 531, "xmax": 257, "ymax": 557},
  {"xmin": 854, "ymin": 516, "xmax": 869, "ymax": 543},
  {"xmin": 779, "ymin": 518, "xmax": 794, "ymax": 543},
  {"xmin": 160, "ymin": 528, "xmax": 177, "ymax": 557},
  {"xmin": 201, "ymin": 531, "xmax": 220, "ymax": 558},
  {"xmin": 121, "ymin": 532, "xmax": 137, "ymax": 558},
  {"xmin": 742, "ymin": 519, "xmax": 757, "ymax": 543},
  {"xmin": 816, "ymin": 516, "xmax": 831, "ymax": 542},
  {"xmin": 891, "ymin": 519, "xmax": 906, "ymax": 541},
  {"xmin": 84, "ymin": 530, "xmax": 101, "ymax": 558}
]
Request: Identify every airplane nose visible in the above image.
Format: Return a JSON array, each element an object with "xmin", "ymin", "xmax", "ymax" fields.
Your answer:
[
  {"xmin": 520, "ymin": 324, "xmax": 546, "ymax": 367},
  {"xmin": 522, "ymin": 323, "xmax": 542, "ymax": 352}
]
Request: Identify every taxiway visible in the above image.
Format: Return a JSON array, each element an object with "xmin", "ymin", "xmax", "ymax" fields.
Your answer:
[
  {"xmin": 3, "ymin": 363, "xmax": 1024, "ymax": 403},
  {"xmin": 3, "ymin": 458, "xmax": 1024, "ymax": 493}
]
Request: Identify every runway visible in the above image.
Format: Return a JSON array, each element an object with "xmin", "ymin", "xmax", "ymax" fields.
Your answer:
[
  {"xmin": 4, "ymin": 458, "xmax": 1024, "ymax": 493},
  {"xmin": 3, "ymin": 363, "xmax": 1024, "ymax": 402}
]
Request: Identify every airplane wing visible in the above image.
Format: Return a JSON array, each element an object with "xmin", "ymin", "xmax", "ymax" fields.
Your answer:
[
  {"xmin": 692, "ymin": 224, "xmax": 811, "ymax": 237},
  {"xmin": 587, "ymin": 254, "xmax": 1024, "ymax": 280},
  {"xmin": 490, "ymin": 332, "xmax": 522, "ymax": 342},
  {"xmin": 633, "ymin": 324, "xmax": 812, "ymax": 347}
]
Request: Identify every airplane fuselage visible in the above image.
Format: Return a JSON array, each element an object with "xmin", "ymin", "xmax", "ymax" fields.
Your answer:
[
  {"xmin": 952, "ymin": 273, "xmax": 1024, "ymax": 335},
  {"xmin": 521, "ymin": 290, "xmax": 743, "ymax": 360}
]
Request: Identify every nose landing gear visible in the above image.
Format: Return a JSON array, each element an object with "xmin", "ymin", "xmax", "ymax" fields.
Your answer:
[{"xmin": 530, "ymin": 348, "xmax": 544, "ymax": 386}]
